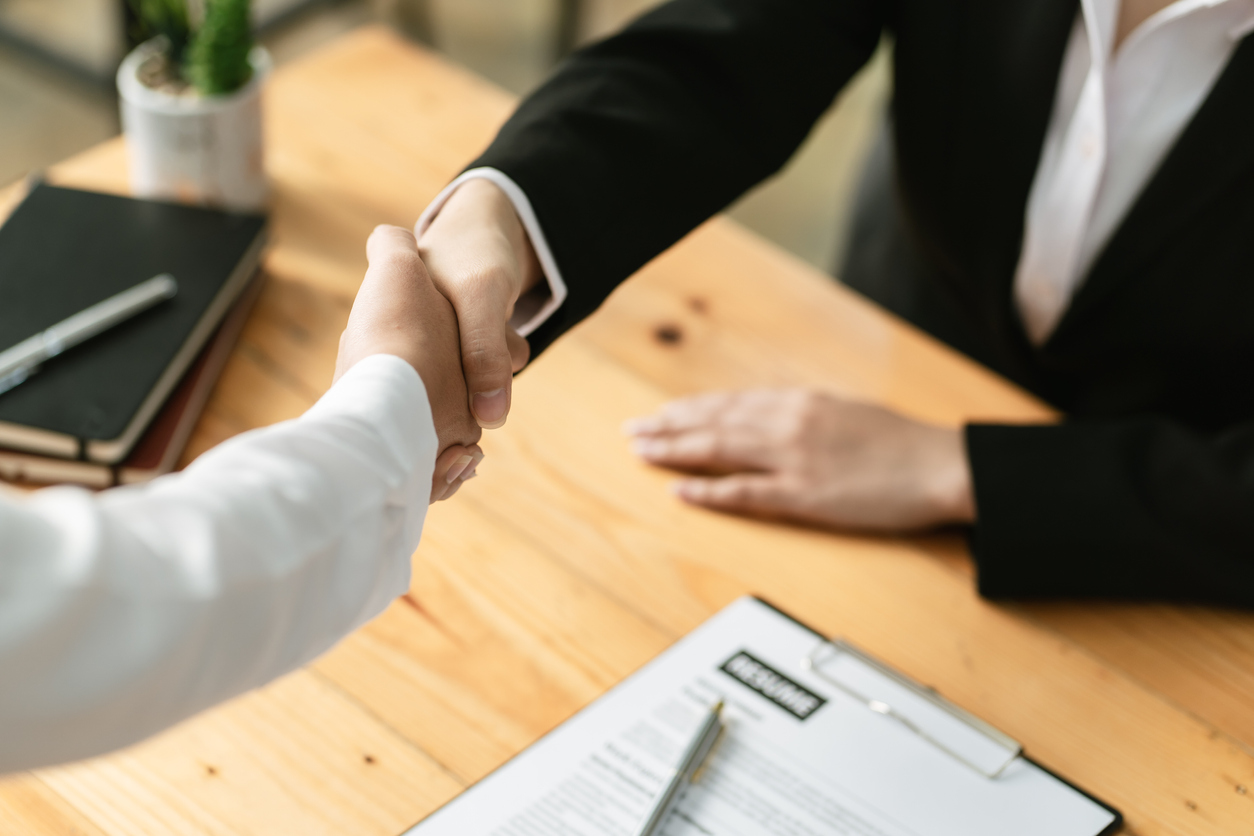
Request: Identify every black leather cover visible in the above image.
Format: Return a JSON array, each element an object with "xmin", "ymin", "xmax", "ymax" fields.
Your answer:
[{"xmin": 0, "ymin": 184, "xmax": 265, "ymax": 457}]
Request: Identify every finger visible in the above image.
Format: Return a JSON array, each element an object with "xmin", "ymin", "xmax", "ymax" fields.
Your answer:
[
  {"xmin": 453, "ymin": 291, "xmax": 516, "ymax": 430},
  {"xmin": 671, "ymin": 474, "xmax": 794, "ymax": 517},
  {"xmin": 631, "ymin": 427, "xmax": 776, "ymax": 472},
  {"xmin": 435, "ymin": 449, "xmax": 482, "ymax": 503},
  {"xmin": 431, "ymin": 478, "xmax": 450, "ymax": 504},
  {"xmin": 459, "ymin": 445, "xmax": 485, "ymax": 480},
  {"xmin": 622, "ymin": 391, "xmax": 741, "ymax": 436},
  {"xmin": 506, "ymin": 327, "xmax": 531, "ymax": 373},
  {"xmin": 448, "ymin": 444, "xmax": 484, "ymax": 483},
  {"xmin": 626, "ymin": 389, "xmax": 821, "ymax": 440},
  {"xmin": 431, "ymin": 448, "xmax": 467, "ymax": 503},
  {"xmin": 430, "ymin": 444, "xmax": 482, "ymax": 503},
  {"xmin": 440, "ymin": 464, "xmax": 479, "ymax": 501}
]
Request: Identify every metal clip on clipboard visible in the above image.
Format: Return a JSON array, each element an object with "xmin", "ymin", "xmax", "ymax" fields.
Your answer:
[{"xmin": 802, "ymin": 640, "xmax": 1022, "ymax": 779}]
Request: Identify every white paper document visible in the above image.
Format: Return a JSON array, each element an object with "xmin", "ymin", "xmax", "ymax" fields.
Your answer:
[{"xmin": 405, "ymin": 597, "xmax": 1119, "ymax": 836}]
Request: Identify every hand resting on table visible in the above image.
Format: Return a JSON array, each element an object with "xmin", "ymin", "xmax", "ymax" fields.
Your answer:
[{"xmin": 626, "ymin": 389, "xmax": 976, "ymax": 532}]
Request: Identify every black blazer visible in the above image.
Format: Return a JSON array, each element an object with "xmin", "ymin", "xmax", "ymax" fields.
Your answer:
[{"xmin": 469, "ymin": 0, "xmax": 1254, "ymax": 608}]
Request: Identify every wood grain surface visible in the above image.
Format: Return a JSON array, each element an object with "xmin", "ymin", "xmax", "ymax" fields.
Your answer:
[{"xmin": 1, "ymin": 25, "xmax": 1252, "ymax": 836}]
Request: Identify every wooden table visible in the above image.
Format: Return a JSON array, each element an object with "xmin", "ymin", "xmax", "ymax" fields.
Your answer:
[{"xmin": 2, "ymin": 26, "xmax": 1253, "ymax": 836}]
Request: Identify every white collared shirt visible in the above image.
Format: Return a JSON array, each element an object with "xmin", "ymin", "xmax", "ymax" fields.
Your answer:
[
  {"xmin": 1014, "ymin": 0, "xmax": 1254, "ymax": 343},
  {"xmin": 0, "ymin": 354, "xmax": 436, "ymax": 773},
  {"xmin": 434, "ymin": 0, "xmax": 1254, "ymax": 346}
]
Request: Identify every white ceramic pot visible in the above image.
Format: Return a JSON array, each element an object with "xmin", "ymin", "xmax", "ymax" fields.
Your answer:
[{"xmin": 117, "ymin": 39, "xmax": 270, "ymax": 212}]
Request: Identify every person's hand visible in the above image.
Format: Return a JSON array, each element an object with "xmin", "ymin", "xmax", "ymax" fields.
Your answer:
[
  {"xmin": 429, "ymin": 443, "xmax": 483, "ymax": 503},
  {"xmin": 415, "ymin": 178, "xmax": 544, "ymax": 429},
  {"xmin": 335, "ymin": 224, "xmax": 484, "ymax": 502},
  {"xmin": 624, "ymin": 389, "xmax": 976, "ymax": 531}
]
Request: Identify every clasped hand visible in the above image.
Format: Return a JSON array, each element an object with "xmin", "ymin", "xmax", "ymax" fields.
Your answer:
[
  {"xmin": 334, "ymin": 224, "xmax": 484, "ymax": 503},
  {"xmin": 336, "ymin": 177, "xmax": 547, "ymax": 502},
  {"xmin": 342, "ymin": 183, "xmax": 977, "ymax": 530}
]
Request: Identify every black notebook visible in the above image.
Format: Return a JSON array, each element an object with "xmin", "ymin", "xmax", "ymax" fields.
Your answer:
[{"xmin": 0, "ymin": 183, "xmax": 266, "ymax": 463}]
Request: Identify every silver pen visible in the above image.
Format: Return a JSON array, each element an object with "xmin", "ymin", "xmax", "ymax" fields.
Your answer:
[
  {"xmin": 631, "ymin": 700, "xmax": 725, "ymax": 836},
  {"xmin": 0, "ymin": 273, "xmax": 178, "ymax": 396}
]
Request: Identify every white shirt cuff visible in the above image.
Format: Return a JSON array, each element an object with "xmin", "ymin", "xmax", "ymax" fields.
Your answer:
[
  {"xmin": 304, "ymin": 353, "xmax": 435, "ymax": 486},
  {"xmin": 414, "ymin": 167, "xmax": 568, "ymax": 337}
]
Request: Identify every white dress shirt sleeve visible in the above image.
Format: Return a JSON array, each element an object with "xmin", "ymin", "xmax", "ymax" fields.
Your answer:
[
  {"xmin": 0, "ymin": 353, "xmax": 437, "ymax": 774},
  {"xmin": 415, "ymin": 167, "xmax": 569, "ymax": 336}
]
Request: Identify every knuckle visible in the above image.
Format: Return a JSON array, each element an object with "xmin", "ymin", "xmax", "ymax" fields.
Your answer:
[
  {"xmin": 778, "ymin": 413, "xmax": 807, "ymax": 444},
  {"xmin": 461, "ymin": 338, "xmax": 512, "ymax": 380},
  {"xmin": 370, "ymin": 225, "xmax": 416, "ymax": 250},
  {"xmin": 374, "ymin": 248, "xmax": 425, "ymax": 276},
  {"xmin": 441, "ymin": 262, "xmax": 515, "ymax": 305},
  {"xmin": 783, "ymin": 390, "xmax": 823, "ymax": 439}
]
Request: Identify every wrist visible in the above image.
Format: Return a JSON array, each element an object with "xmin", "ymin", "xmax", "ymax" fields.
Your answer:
[
  {"xmin": 930, "ymin": 426, "xmax": 977, "ymax": 525},
  {"xmin": 418, "ymin": 178, "xmax": 542, "ymax": 301}
]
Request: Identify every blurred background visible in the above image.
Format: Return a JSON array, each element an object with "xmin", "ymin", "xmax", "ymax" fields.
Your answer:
[{"xmin": 0, "ymin": 0, "xmax": 888, "ymax": 271}]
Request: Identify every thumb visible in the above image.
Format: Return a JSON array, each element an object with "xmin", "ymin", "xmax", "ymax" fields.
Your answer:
[{"xmin": 458, "ymin": 301, "xmax": 516, "ymax": 430}]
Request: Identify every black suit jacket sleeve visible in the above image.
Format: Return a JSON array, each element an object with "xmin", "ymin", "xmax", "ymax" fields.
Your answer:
[
  {"xmin": 967, "ymin": 420, "xmax": 1254, "ymax": 608},
  {"xmin": 469, "ymin": 0, "xmax": 885, "ymax": 356},
  {"xmin": 468, "ymin": 0, "xmax": 1254, "ymax": 609}
]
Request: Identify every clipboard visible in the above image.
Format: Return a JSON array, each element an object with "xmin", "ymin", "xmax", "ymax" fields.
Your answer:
[{"xmin": 403, "ymin": 596, "xmax": 1123, "ymax": 836}]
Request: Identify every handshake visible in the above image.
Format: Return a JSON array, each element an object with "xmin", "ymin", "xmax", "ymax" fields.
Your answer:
[
  {"xmin": 333, "ymin": 179, "xmax": 976, "ymax": 530},
  {"xmin": 334, "ymin": 179, "xmax": 542, "ymax": 503}
]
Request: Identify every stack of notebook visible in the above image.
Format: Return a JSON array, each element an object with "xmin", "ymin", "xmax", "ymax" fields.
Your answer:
[{"xmin": 0, "ymin": 182, "xmax": 267, "ymax": 488}]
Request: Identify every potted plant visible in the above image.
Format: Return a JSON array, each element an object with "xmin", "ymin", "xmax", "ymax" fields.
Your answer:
[{"xmin": 117, "ymin": 0, "xmax": 270, "ymax": 211}]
